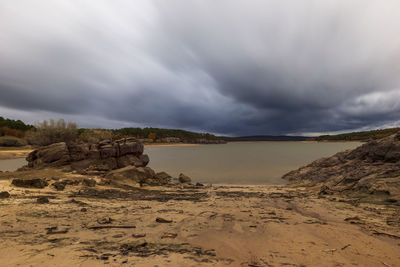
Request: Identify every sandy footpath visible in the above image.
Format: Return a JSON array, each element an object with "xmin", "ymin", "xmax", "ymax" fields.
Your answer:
[{"xmin": 0, "ymin": 169, "xmax": 399, "ymax": 267}]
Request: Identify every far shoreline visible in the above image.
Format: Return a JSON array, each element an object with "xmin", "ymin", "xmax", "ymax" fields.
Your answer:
[{"xmin": 144, "ymin": 143, "xmax": 199, "ymax": 147}]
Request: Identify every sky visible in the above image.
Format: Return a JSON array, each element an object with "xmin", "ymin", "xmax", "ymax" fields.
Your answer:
[{"xmin": 1, "ymin": 0, "xmax": 400, "ymax": 136}]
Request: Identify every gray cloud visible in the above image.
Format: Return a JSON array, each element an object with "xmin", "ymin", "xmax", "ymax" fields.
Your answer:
[{"xmin": 1, "ymin": 0, "xmax": 400, "ymax": 135}]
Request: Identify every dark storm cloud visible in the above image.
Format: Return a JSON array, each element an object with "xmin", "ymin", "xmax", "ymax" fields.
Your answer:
[{"xmin": 1, "ymin": 0, "xmax": 400, "ymax": 135}]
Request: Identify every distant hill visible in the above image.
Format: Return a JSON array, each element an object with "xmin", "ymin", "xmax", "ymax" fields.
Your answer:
[
  {"xmin": 221, "ymin": 135, "xmax": 311, "ymax": 141},
  {"xmin": 111, "ymin": 127, "xmax": 220, "ymax": 141},
  {"xmin": 313, "ymin": 127, "xmax": 400, "ymax": 141}
]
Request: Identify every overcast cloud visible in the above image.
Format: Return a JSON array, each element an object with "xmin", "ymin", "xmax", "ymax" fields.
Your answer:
[{"xmin": 1, "ymin": 0, "xmax": 400, "ymax": 135}]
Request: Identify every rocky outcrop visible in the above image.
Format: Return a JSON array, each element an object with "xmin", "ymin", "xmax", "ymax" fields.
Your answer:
[
  {"xmin": 283, "ymin": 133, "xmax": 400, "ymax": 204},
  {"xmin": 25, "ymin": 138, "xmax": 194, "ymax": 187},
  {"xmin": 26, "ymin": 138, "xmax": 149, "ymax": 172}
]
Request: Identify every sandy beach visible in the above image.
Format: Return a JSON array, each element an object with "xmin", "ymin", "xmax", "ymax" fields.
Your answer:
[
  {"xmin": 0, "ymin": 169, "xmax": 399, "ymax": 267},
  {"xmin": 144, "ymin": 143, "xmax": 199, "ymax": 147}
]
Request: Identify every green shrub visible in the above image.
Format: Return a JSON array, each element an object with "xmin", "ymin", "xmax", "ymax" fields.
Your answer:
[{"xmin": 0, "ymin": 136, "xmax": 28, "ymax": 147}]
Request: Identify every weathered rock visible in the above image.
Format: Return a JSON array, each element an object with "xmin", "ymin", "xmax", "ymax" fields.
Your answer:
[
  {"xmin": 12, "ymin": 178, "xmax": 48, "ymax": 188},
  {"xmin": 68, "ymin": 143, "xmax": 89, "ymax": 161},
  {"xmin": 132, "ymin": 233, "xmax": 146, "ymax": 238},
  {"xmin": 82, "ymin": 178, "xmax": 96, "ymax": 187},
  {"xmin": 154, "ymin": 172, "xmax": 172, "ymax": 184},
  {"xmin": 318, "ymin": 185, "xmax": 332, "ymax": 196},
  {"xmin": 26, "ymin": 138, "xmax": 149, "ymax": 172},
  {"xmin": 161, "ymin": 232, "xmax": 177, "ymax": 239},
  {"xmin": 156, "ymin": 217, "xmax": 172, "ymax": 223},
  {"xmin": 178, "ymin": 173, "xmax": 192, "ymax": 184},
  {"xmin": 0, "ymin": 191, "xmax": 10, "ymax": 198},
  {"xmin": 27, "ymin": 142, "xmax": 70, "ymax": 168},
  {"xmin": 105, "ymin": 166, "xmax": 157, "ymax": 185},
  {"xmin": 283, "ymin": 134, "xmax": 400, "ymax": 203},
  {"xmin": 138, "ymin": 154, "xmax": 150, "ymax": 166},
  {"xmin": 52, "ymin": 181, "xmax": 66, "ymax": 191},
  {"xmin": 97, "ymin": 217, "xmax": 113, "ymax": 224},
  {"xmin": 117, "ymin": 154, "xmax": 148, "ymax": 168},
  {"xmin": 37, "ymin": 196, "xmax": 49, "ymax": 204}
]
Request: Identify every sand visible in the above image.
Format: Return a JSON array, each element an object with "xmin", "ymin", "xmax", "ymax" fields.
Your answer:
[
  {"xmin": 0, "ymin": 169, "xmax": 399, "ymax": 267},
  {"xmin": 144, "ymin": 143, "xmax": 199, "ymax": 147},
  {"xmin": 0, "ymin": 147, "xmax": 33, "ymax": 160}
]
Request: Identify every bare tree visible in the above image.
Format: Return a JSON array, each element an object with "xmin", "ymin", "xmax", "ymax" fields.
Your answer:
[{"xmin": 26, "ymin": 119, "xmax": 78, "ymax": 146}]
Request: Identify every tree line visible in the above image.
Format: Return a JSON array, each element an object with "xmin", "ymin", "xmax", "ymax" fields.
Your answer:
[
  {"xmin": 0, "ymin": 116, "xmax": 220, "ymax": 146},
  {"xmin": 313, "ymin": 128, "xmax": 400, "ymax": 141}
]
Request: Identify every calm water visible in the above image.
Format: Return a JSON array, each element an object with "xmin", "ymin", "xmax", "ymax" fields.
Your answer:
[
  {"xmin": 0, "ymin": 142, "xmax": 361, "ymax": 184},
  {"xmin": 145, "ymin": 141, "xmax": 362, "ymax": 184},
  {"xmin": 0, "ymin": 158, "xmax": 27, "ymax": 172}
]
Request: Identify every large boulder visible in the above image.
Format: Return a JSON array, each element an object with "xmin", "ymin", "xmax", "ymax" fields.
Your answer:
[
  {"xmin": 26, "ymin": 138, "xmax": 149, "ymax": 172},
  {"xmin": 27, "ymin": 142, "xmax": 70, "ymax": 168}
]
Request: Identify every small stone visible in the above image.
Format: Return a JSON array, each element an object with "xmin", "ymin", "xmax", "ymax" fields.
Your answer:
[
  {"xmin": 0, "ymin": 191, "xmax": 10, "ymax": 199},
  {"xmin": 37, "ymin": 197, "xmax": 49, "ymax": 204},
  {"xmin": 100, "ymin": 254, "xmax": 109, "ymax": 260},
  {"xmin": 132, "ymin": 233, "xmax": 146, "ymax": 238},
  {"xmin": 12, "ymin": 178, "xmax": 48, "ymax": 188},
  {"xmin": 52, "ymin": 181, "xmax": 66, "ymax": 191},
  {"xmin": 178, "ymin": 173, "xmax": 192, "ymax": 184},
  {"xmin": 82, "ymin": 178, "xmax": 96, "ymax": 187},
  {"xmin": 156, "ymin": 217, "xmax": 173, "ymax": 223},
  {"xmin": 97, "ymin": 217, "xmax": 113, "ymax": 224},
  {"xmin": 161, "ymin": 232, "xmax": 177, "ymax": 239},
  {"xmin": 112, "ymin": 234, "xmax": 124, "ymax": 238}
]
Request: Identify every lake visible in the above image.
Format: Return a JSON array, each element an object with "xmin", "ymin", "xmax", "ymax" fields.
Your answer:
[
  {"xmin": 145, "ymin": 141, "xmax": 361, "ymax": 184},
  {"xmin": 0, "ymin": 141, "xmax": 361, "ymax": 184}
]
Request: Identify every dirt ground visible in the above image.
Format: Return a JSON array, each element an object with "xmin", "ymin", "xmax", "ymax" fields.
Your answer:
[{"xmin": 0, "ymin": 169, "xmax": 399, "ymax": 267}]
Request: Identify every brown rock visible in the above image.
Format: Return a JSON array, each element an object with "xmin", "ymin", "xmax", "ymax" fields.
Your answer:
[
  {"xmin": 82, "ymin": 178, "xmax": 96, "ymax": 187},
  {"xmin": 161, "ymin": 232, "xmax": 177, "ymax": 239},
  {"xmin": 27, "ymin": 142, "xmax": 70, "ymax": 168},
  {"xmin": 37, "ymin": 197, "xmax": 49, "ymax": 204},
  {"xmin": 52, "ymin": 181, "xmax": 66, "ymax": 191},
  {"xmin": 178, "ymin": 173, "xmax": 192, "ymax": 183},
  {"xmin": 105, "ymin": 166, "xmax": 156, "ymax": 185},
  {"xmin": 0, "ymin": 191, "xmax": 10, "ymax": 198},
  {"xmin": 156, "ymin": 217, "xmax": 172, "ymax": 223},
  {"xmin": 154, "ymin": 171, "xmax": 172, "ymax": 183},
  {"xmin": 12, "ymin": 178, "xmax": 48, "ymax": 188}
]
